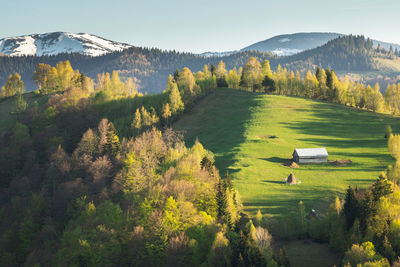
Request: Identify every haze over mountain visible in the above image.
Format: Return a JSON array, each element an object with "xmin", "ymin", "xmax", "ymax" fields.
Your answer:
[
  {"xmin": 1, "ymin": 31, "xmax": 400, "ymax": 59},
  {"xmin": 0, "ymin": 32, "xmax": 399, "ymax": 93},
  {"xmin": 0, "ymin": 32, "xmax": 132, "ymax": 57},
  {"xmin": 201, "ymin": 32, "xmax": 400, "ymax": 57},
  {"xmin": 241, "ymin": 32, "xmax": 343, "ymax": 56}
]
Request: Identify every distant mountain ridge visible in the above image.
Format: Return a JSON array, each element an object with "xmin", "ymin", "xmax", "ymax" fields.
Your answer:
[
  {"xmin": 0, "ymin": 32, "xmax": 132, "ymax": 57},
  {"xmin": 200, "ymin": 32, "xmax": 400, "ymax": 57},
  {"xmin": 241, "ymin": 32, "xmax": 343, "ymax": 56},
  {"xmin": 0, "ymin": 33, "xmax": 399, "ymax": 93}
]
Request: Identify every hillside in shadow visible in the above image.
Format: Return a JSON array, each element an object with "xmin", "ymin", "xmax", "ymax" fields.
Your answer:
[{"xmin": 173, "ymin": 88, "xmax": 260, "ymax": 174}]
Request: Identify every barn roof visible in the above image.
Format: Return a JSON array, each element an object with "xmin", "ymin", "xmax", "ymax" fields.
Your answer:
[{"xmin": 293, "ymin": 148, "xmax": 328, "ymax": 158}]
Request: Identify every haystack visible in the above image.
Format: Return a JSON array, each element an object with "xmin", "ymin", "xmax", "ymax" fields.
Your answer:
[
  {"xmin": 286, "ymin": 173, "xmax": 297, "ymax": 185},
  {"xmin": 289, "ymin": 162, "xmax": 299, "ymax": 168}
]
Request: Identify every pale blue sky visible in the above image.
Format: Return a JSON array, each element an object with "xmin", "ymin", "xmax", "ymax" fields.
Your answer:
[{"xmin": 1, "ymin": 0, "xmax": 399, "ymax": 53}]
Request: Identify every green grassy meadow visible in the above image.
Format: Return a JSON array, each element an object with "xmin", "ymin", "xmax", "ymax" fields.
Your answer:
[{"xmin": 174, "ymin": 88, "xmax": 400, "ymax": 219}]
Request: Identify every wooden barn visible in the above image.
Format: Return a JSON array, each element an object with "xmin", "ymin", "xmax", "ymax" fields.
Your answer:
[{"xmin": 292, "ymin": 148, "xmax": 328, "ymax": 163}]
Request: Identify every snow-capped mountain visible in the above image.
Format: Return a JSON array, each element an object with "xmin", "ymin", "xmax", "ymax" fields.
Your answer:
[
  {"xmin": 0, "ymin": 32, "xmax": 132, "ymax": 57},
  {"xmin": 200, "ymin": 32, "xmax": 400, "ymax": 57},
  {"xmin": 241, "ymin": 32, "xmax": 344, "ymax": 56}
]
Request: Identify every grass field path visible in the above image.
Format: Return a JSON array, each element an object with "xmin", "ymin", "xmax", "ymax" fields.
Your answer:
[{"xmin": 174, "ymin": 88, "xmax": 400, "ymax": 218}]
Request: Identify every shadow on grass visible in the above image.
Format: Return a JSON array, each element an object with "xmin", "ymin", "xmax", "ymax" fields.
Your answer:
[
  {"xmin": 262, "ymin": 180, "xmax": 285, "ymax": 184},
  {"xmin": 280, "ymin": 101, "xmax": 400, "ymax": 151},
  {"xmin": 174, "ymin": 88, "xmax": 261, "ymax": 174},
  {"xmin": 245, "ymin": 186, "xmax": 343, "ymax": 218},
  {"xmin": 259, "ymin": 157, "xmax": 290, "ymax": 164},
  {"xmin": 345, "ymin": 178, "xmax": 377, "ymax": 183}
]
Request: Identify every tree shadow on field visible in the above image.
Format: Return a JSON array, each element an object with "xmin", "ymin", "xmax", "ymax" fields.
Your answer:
[
  {"xmin": 259, "ymin": 157, "xmax": 290, "ymax": 164},
  {"xmin": 245, "ymin": 186, "xmax": 343, "ymax": 218},
  {"xmin": 262, "ymin": 180, "xmax": 285, "ymax": 184},
  {"xmin": 280, "ymin": 101, "xmax": 400, "ymax": 159},
  {"xmin": 173, "ymin": 89, "xmax": 261, "ymax": 174}
]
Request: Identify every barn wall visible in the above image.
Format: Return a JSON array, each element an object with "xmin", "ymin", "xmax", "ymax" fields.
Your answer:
[{"xmin": 298, "ymin": 157, "xmax": 327, "ymax": 163}]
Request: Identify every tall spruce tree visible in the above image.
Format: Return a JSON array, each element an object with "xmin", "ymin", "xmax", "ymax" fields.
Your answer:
[
  {"xmin": 105, "ymin": 122, "xmax": 121, "ymax": 156},
  {"xmin": 216, "ymin": 179, "xmax": 227, "ymax": 220},
  {"xmin": 344, "ymin": 187, "xmax": 359, "ymax": 229}
]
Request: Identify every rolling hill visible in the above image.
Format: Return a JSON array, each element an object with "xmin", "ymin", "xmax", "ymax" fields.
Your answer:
[{"xmin": 174, "ymin": 88, "xmax": 400, "ymax": 219}]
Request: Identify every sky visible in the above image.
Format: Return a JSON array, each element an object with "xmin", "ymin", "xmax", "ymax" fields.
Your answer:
[{"xmin": 1, "ymin": 0, "xmax": 399, "ymax": 53}]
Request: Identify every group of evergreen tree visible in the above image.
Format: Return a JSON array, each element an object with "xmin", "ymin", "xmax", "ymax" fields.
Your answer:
[{"xmin": 376, "ymin": 43, "xmax": 400, "ymax": 58}]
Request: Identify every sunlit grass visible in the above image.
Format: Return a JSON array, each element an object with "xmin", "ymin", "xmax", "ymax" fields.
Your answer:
[{"xmin": 174, "ymin": 88, "xmax": 400, "ymax": 218}]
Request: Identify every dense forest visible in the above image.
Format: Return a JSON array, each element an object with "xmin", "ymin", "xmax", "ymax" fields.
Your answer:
[
  {"xmin": 1, "ymin": 35, "xmax": 399, "ymax": 94},
  {"xmin": 0, "ymin": 61, "xmax": 288, "ymax": 266}
]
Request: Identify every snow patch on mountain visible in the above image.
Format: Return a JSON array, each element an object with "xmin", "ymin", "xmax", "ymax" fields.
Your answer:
[
  {"xmin": 0, "ymin": 32, "xmax": 132, "ymax": 57},
  {"xmin": 271, "ymin": 48, "xmax": 302, "ymax": 56},
  {"xmin": 278, "ymin": 38, "xmax": 291, "ymax": 43},
  {"xmin": 198, "ymin": 51, "xmax": 236, "ymax": 58}
]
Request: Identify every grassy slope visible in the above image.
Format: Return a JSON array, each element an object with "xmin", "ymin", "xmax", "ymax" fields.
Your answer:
[
  {"xmin": 174, "ymin": 88, "xmax": 400, "ymax": 218},
  {"xmin": 282, "ymin": 240, "xmax": 341, "ymax": 267}
]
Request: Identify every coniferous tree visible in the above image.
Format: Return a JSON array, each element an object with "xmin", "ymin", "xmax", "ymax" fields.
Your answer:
[
  {"xmin": 173, "ymin": 69, "xmax": 180, "ymax": 82},
  {"xmin": 360, "ymin": 190, "xmax": 376, "ymax": 233},
  {"xmin": 131, "ymin": 108, "xmax": 142, "ymax": 131},
  {"xmin": 105, "ymin": 122, "xmax": 121, "ymax": 156},
  {"xmin": 210, "ymin": 64, "xmax": 216, "ymax": 77},
  {"xmin": 216, "ymin": 179, "xmax": 227, "ymax": 220},
  {"xmin": 344, "ymin": 187, "xmax": 359, "ymax": 229},
  {"xmin": 200, "ymin": 156, "xmax": 213, "ymax": 175},
  {"xmin": 262, "ymin": 75, "xmax": 276, "ymax": 93},
  {"xmin": 371, "ymin": 176, "xmax": 393, "ymax": 201}
]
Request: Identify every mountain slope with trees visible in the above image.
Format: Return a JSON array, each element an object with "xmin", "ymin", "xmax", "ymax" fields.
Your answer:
[
  {"xmin": 1, "ymin": 35, "xmax": 399, "ymax": 94},
  {"xmin": 2, "ymin": 52, "xmax": 400, "ymax": 265}
]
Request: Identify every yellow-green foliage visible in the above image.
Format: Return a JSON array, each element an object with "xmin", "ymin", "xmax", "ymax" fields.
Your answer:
[
  {"xmin": 389, "ymin": 134, "xmax": 400, "ymax": 160},
  {"xmin": 372, "ymin": 190, "xmax": 400, "ymax": 236},
  {"xmin": 255, "ymin": 209, "xmax": 263, "ymax": 225},
  {"xmin": 225, "ymin": 68, "xmax": 241, "ymax": 89},
  {"xmin": 208, "ymin": 231, "xmax": 231, "ymax": 266},
  {"xmin": 1, "ymin": 73, "xmax": 24, "ymax": 97},
  {"xmin": 162, "ymin": 196, "xmax": 182, "ymax": 235},
  {"xmin": 343, "ymin": 242, "xmax": 384, "ymax": 267},
  {"xmin": 174, "ymin": 88, "xmax": 400, "ymax": 218}
]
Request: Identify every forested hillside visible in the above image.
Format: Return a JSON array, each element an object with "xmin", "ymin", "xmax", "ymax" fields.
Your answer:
[
  {"xmin": 0, "ymin": 59, "xmax": 291, "ymax": 266},
  {"xmin": 1, "ymin": 35, "xmax": 399, "ymax": 94},
  {"xmin": 0, "ymin": 48, "xmax": 273, "ymax": 93},
  {"xmin": 2, "ymin": 51, "xmax": 400, "ymax": 265}
]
